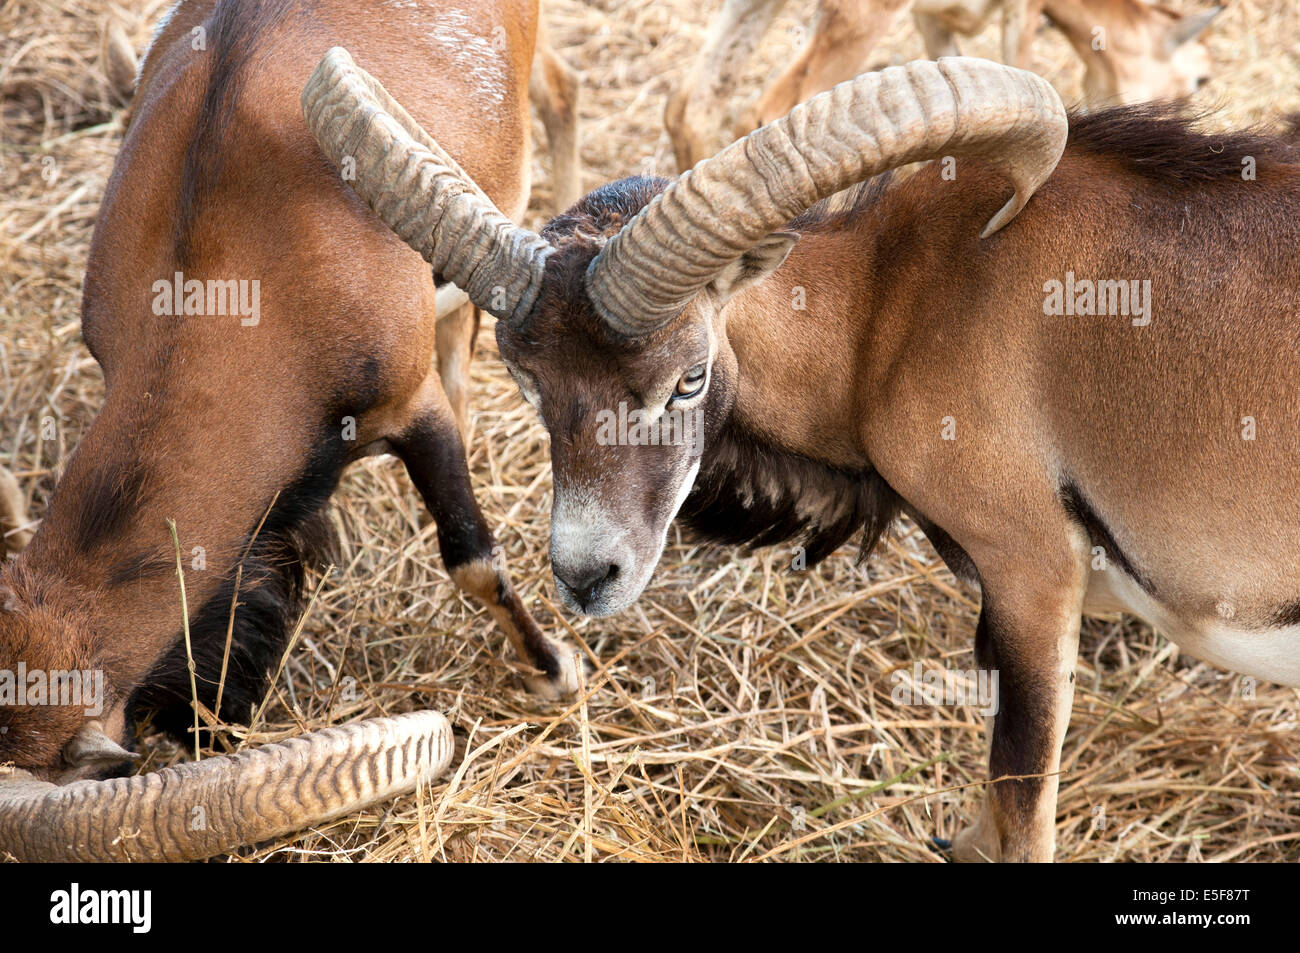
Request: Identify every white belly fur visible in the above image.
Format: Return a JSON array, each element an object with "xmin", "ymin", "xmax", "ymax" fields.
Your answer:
[{"xmin": 1083, "ymin": 568, "xmax": 1300, "ymax": 687}]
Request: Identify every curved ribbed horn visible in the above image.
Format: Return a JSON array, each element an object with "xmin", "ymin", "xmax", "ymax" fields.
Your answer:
[
  {"xmin": 587, "ymin": 57, "xmax": 1068, "ymax": 336},
  {"xmin": 301, "ymin": 47, "xmax": 551, "ymax": 324},
  {"xmin": 0, "ymin": 710, "xmax": 453, "ymax": 862}
]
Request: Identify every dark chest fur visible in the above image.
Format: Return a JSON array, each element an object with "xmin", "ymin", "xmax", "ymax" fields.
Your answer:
[{"xmin": 679, "ymin": 418, "xmax": 899, "ymax": 567}]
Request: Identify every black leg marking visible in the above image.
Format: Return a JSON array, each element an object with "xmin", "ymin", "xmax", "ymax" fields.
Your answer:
[
  {"xmin": 393, "ymin": 413, "xmax": 566, "ymax": 683},
  {"xmin": 1059, "ymin": 481, "xmax": 1154, "ymax": 594},
  {"xmin": 975, "ymin": 600, "xmax": 1054, "ymax": 848},
  {"xmin": 394, "ymin": 413, "xmax": 495, "ymax": 568}
]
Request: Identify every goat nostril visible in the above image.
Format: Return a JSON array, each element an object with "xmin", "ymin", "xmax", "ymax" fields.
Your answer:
[{"xmin": 558, "ymin": 563, "xmax": 620, "ymax": 609}]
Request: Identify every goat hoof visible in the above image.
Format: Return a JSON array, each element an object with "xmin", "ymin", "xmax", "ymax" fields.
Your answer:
[
  {"xmin": 523, "ymin": 648, "xmax": 587, "ymax": 701},
  {"xmin": 930, "ymin": 836, "xmax": 956, "ymax": 861},
  {"xmin": 950, "ymin": 824, "xmax": 1000, "ymax": 862}
]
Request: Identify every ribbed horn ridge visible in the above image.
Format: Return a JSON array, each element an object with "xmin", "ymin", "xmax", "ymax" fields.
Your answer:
[
  {"xmin": 0, "ymin": 710, "xmax": 454, "ymax": 862},
  {"xmin": 301, "ymin": 46, "xmax": 551, "ymax": 324},
  {"xmin": 587, "ymin": 57, "xmax": 1068, "ymax": 336}
]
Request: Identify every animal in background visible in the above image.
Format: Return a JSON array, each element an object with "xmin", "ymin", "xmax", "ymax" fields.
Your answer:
[{"xmin": 666, "ymin": 0, "xmax": 1223, "ymax": 170}]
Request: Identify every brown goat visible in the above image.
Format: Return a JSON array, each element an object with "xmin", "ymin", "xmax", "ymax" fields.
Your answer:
[
  {"xmin": 101, "ymin": 2, "xmax": 583, "ymax": 218},
  {"xmin": 0, "ymin": 0, "xmax": 578, "ymax": 862},
  {"xmin": 308, "ymin": 52, "xmax": 1300, "ymax": 862}
]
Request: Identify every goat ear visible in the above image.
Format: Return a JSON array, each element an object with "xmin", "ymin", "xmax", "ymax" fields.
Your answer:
[
  {"xmin": 708, "ymin": 231, "xmax": 799, "ymax": 307},
  {"xmin": 62, "ymin": 720, "xmax": 138, "ymax": 770},
  {"xmin": 1167, "ymin": 6, "xmax": 1223, "ymax": 50}
]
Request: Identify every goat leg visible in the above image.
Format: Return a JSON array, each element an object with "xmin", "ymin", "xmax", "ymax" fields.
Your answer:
[
  {"xmin": 434, "ymin": 301, "xmax": 480, "ymax": 444},
  {"xmin": 952, "ymin": 559, "xmax": 1084, "ymax": 862},
  {"xmin": 750, "ymin": 0, "xmax": 909, "ymax": 132},
  {"xmin": 392, "ymin": 404, "xmax": 582, "ymax": 700},
  {"xmin": 530, "ymin": 15, "xmax": 582, "ymax": 213}
]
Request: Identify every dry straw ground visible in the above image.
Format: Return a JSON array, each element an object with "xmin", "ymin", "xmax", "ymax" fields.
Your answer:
[{"xmin": 2, "ymin": 0, "xmax": 1299, "ymax": 862}]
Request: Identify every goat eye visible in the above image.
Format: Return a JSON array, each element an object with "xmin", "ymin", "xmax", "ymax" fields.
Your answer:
[
  {"xmin": 673, "ymin": 365, "xmax": 707, "ymax": 400},
  {"xmin": 507, "ymin": 365, "xmax": 541, "ymax": 409}
]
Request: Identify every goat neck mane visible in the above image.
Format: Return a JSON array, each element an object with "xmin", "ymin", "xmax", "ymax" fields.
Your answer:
[{"xmin": 681, "ymin": 416, "xmax": 898, "ymax": 567}]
